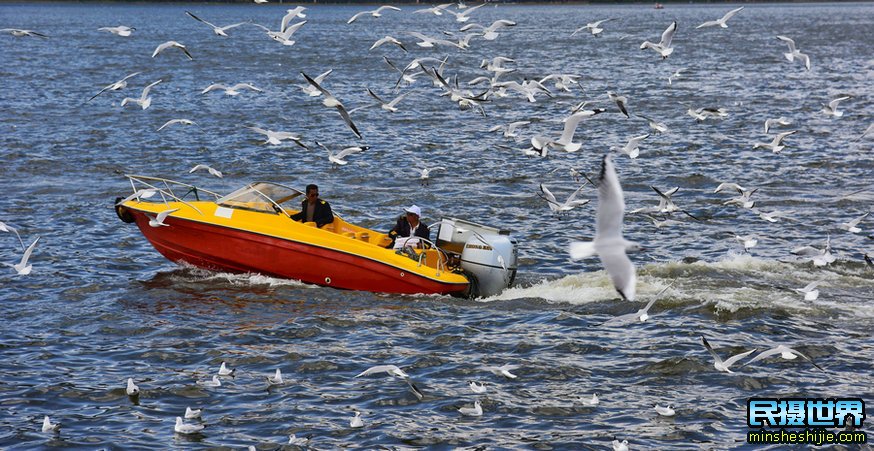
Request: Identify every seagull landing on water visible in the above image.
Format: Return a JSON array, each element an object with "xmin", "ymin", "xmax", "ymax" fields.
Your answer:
[
  {"xmin": 776, "ymin": 35, "xmax": 810, "ymax": 71},
  {"xmin": 98, "ymin": 25, "xmax": 135, "ymax": 37},
  {"xmin": 120, "ymin": 80, "xmax": 162, "ymax": 110},
  {"xmin": 189, "ymin": 164, "xmax": 222, "ymax": 178},
  {"xmin": 840, "ymin": 212, "xmax": 868, "ymax": 234},
  {"xmin": 146, "ymin": 208, "xmax": 179, "ymax": 228},
  {"xmin": 152, "ymin": 41, "xmax": 192, "ymax": 60},
  {"xmin": 301, "ymin": 72, "xmax": 362, "ymax": 139},
  {"xmin": 695, "ymin": 7, "xmax": 744, "ymax": 29},
  {"xmin": 640, "ymin": 20, "xmax": 677, "ymax": 59},
  {"xmin": 355, "ymin": 364, "xmax": 409, "ymax": 379},
  {"xmin": 700, "ymin": 336, "xmax": 756, "ymax": 373},
  {"xmin": 822, "ymin": 95, "xmax": 852, "ymax": 117},
  {"xmin": 791, "ymin": 236, "xmax": 836, "ymax": 267},
  {"xmin": 687, "ymin": 107, "xmax": 727, "ymax": 122},
  {"xmin": 4, "ymin": 236, "xmax": 40, "ymax": 276},
  {"xmin": 158, "ymin": 119, "xmax": 196, "ymax": 132},
  {"xmin": 753, "ymin": 130, "xmax": 797, "ymax": 154},
  {"xmin": 347, "ymin": 5, "xmax": 401, "ymax": 24},
  {"xmin": 88, "ymin": 72, "xmax": 140, "ymax": 102},
  {"xmin": 569, "ymin": 155, "xmax": 639, "ymax": 301},
  {"xmin": 735, "ymin": 234, "xmax": 758, "ymax": 252}
]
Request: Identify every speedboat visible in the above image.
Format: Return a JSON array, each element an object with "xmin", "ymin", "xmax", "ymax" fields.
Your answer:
[{"xmin": 115, "ymin": 175, "xmax": 517, "ymax": 297}]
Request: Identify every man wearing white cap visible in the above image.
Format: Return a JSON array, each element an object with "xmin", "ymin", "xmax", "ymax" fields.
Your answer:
[{"xmin": 386, "ymin": 205, "xmax": 430, "ymax": 249}]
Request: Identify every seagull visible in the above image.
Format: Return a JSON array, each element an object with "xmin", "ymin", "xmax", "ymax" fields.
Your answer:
[
  {"xmin": 197, "ymin": 375, "xmax": 222, "ymax": 387},
  {"xmin": 116, "ymin": 188, "xmax": 157, "ymax": 205},
  {"xmin": 316, "ymin": 141, "xmax": 369, "ymax": 168},
  {"xmin": 764, "ymin": 117, "xmax": 792, "ymax": 133},
  {"xmin": 350, "ymin": 411, "xmax": 364, "ymax": 428},
  {"xmin": 299, "ymin": 69, "xmax": 332, "ymax": 97},
  {"xmin": 218, "ymin": 361, "xmax": 235, "ymax": 376},
  {"xmin": 538, "ymin": 183, "xmax": 590, "ymax": 215},
  {"xmin": 607, "ymin": 91, "xmax": 630, "ymax": 117},
  {"xmin": 301, "ymin": 72, "xmax": 362, "ymax": 139},
  {"xmin": 189, "ymin": 164, "xmax": 222, "ymax": 178},
  {"xmin": 469, "ymin": 381, "xmax": 487, "ymax": 394},
  {"xmin": 355, "ymin": 364, "xmax": 409, "ymax": 379},
  {"xmin": 184, "ymin": 407, "xmax": 202, "ymax": 419},
  {"xmin": 370, "ymin": 36, "xmax": 407, "ymax": 52},
  {"xmin": 754, "ymin": 130, "xmax": 797, "ymax": 153},
  {"xmin": 687, "ymin": 107, "xmax": 727, "ymax": 121},
  {"xmin": 367, "ymin": 88, "xmax": 410, "ymax": 112},
  {"xmin": 493, "ymin": 80, "xmax": 552, "ymax": 103},
  {"xmin": 126, "ymin": 378, "xmax": 140, "ymax": 396},
  {"xmin": 267, "ymin": 368, "xmax": 283, "ymax": 385},
  {"xmin": 288, "ymin": 434, "xmax": 310, "ymax": 446},
  {"xmin": 484, "ymin": 363, "xmax": 519, "ymax": 379},
  {"xmin": 776, "ymin": 35, "xmax": 810, "ymax": 71},
  {"xmin": 405, "ymin": 31, "xmax": 463, "ymax": 49},
  {"xmin": 794, "ymin": 281, "xmax": 822, "ymax": 301},
  {"xmin": 347, "ymin": 5, "xmax": 401, "ymax": 24},
  {"xmin": 637, "ymin": 115, "xmax": 668, "ymax": 134},
  {"xmin": 489, "ymin": 121, "xmax": 530, "ymax": 139},
  {"xmin": 569, "ymin": 155, "xmax": 638, "ymax": 301},
  {"xmin": 839, "ymin": 212, "xmax": 868, "ymax": 234},
  {"xmin": 458, "ymin": 400, "xmax": 483, "ymax": 417},
  {"xmin": 650, "ymin": 186, "xmax": 699, "ymax": 219},
  {"xmin": 723, "ymin": 189, "xmax": 758, "ymax": 209},
  {"xmin": 644, "ymin": 215, "xmax": 683, "ymax": 229},
  {"xmin": 413, "ymin": 3, "xmax": 453, "ymax": 15},
  {"xmin": 460, "ymin": 19, "xmax": 516, "ymax": 41},
  {"xmin": 98, "ymin": 25, "xmax": 135, "ymax": 37},
  {"xmin": 580, "ymin": 393, "xmax": 600, "ymax": 406},
  {"xmin": 251, "ymin": 20, "xmax": 306, "ymax": 46},
  {"xmin": 640, "ymin": 20, "xmax": 677, "ymax": 58},
  {"xmin": 742, "ymin": 344, "xmax": 824, "ymax": 371},
  {"xmin": 700, "ymin": 336, "xmax": 756, "ymax": 373},
  {"xmin": 281, "ymin": 6, "xmax": 307, "ymax": 26},
  {"xmin": 758, "ymin": 210, "xmax": 791, "ymax": 223},
  {"xmin": 201, "ymin": 83, "xmax": 262, "ymax": 96},
  {"xmin": 695, "ymin": 7, "xmax": 744, "ymax": 29},
  {"xmin": 42, "ymin": 416, "xmax": 60, "ymax": 433},
  {"xmin": 120, "ymin": 79, "xmax": 162, "ymax": 110},
  {"xmin": 667, "ymin": 67, "xmax": 686, "ymax": 85},
  {"xmin": 185, "ymin": 11, "xmax": 248, "ymax": 37},
  {"xmin": 615, "ymin": 134, "xmax": 650, "ymax": 159},
  {"xmin": 152, "ymin": 41, "xmax": 192, "ymax": 59},
  {"xmin": 654, "ymin": 404, "xmax": 676, "ymax": 417},
  {"xmin": 735, "ymin": 234, "xmax": 758, "ymax": 252},
  {"xmin": 246, "ymin": 126, "xmax": 306, "ymax": 147},
  {"xmin": 1, "ymin": 28, "xmax": 48, "ymax": 38},
  {"xmin": 791, "ymin": 236, "xmax": 836, "ymax": 267},
  {"xmin": 822, "ymin": 95, "xmax": 852, "ymax": 117},
  {"xmin": 603, "ymin": 283, "xmax": 674, "ymax": 325},
  {"xmin": 445, "ymin": 3, "xmax": 485, "ymax": 22},
  {"xmin": 571, "ymin": 18, "xmax": 614, "ymax": 37},
  {"xmin": 539, "ymin": 74, "xmax": 581, "ymax": 92},
  {"xmin": 87, "ymin": 72, "xmax": 141, "ymax": 102},
  {"xmin": 612, "ymin": 439, "xmax": 629, "ymax": 451},
  {"xmin": 0, "ymin": 221, "xmax": 25, "ymax": 250},
  {"xmin": 157, "ymin": 119, "xmax": 196, "ymax": 132},
  {"xmin": 532, "ymin": 108, "xmax": 606, "ymax": 152},
  {"xmin": 4, "ymin": 236, "xmax": 39, "ymax": 275},
  {"xmin": 175, "ymin": 417, "xmax": 204, "ymax": 435},
  {"xmin": 419, "ymin": 166, "xmax": 446, "ymax": 185},
  {"xmin": 146, "ymin": 208, "xmax": 179, "ymax": 228}
]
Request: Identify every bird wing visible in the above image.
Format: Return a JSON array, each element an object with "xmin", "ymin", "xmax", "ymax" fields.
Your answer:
[
  {"xmin": 232, "ymin": 83, "xmax": 262, "ymax": 92},
  {"xmin": 189, "ymin": 164, "xmax": 207, "ymax": 173},
  {"xmin": 387, "ymin": 90, "xmax": 411, "ymax": 107},
  {"xmin": 660, "ymin": 21, "xmax": 677, "ymax": 48},
  {"xmin": 301, "ymin": 72, "xmax": 333, "ymax": 98},
  {"xmin": 19, "ymin": 236, "xmax": 40, "ymax": 267},
  {"xmin": 142, "ymin": 79, "xmax": 162, "ymax": 97},
  {"xmin": 558, "ymin": 111, "xmax": 587, "ymax": 145},
  {"xmin": 723, "ymin": 348, "xmax": 757, "ymax": 367},
  {"xmin": 366, "ymin": 88, "xmax": 387, "ymax": 105},
  {"xmin": 539, "ymin": 184, "xmax": 558, "ymax": 204},
  {"xmin": 596, "ymin": 155, "xmax": 626, "ymax": 240},
  {"xmin": 721, "ymin": 6, "xmax": 744, "ymax": 22},
  {"xmin": 220, "ymin": 22, "xmax": 249, "ymax": 31},
  {"xmin": 152, "ymin": 41, "xmax": 172, "ymax": 57},
  {"xmin": 701, "ymin": 336, "xmax": 724, "ymax": 366},
  {"xmin": 185, "ymin": 11, "xmax": 218, "ymax": 30},
  {"xmin": 336, "ymin": 104, "xmax": 362, "ymax": 139},
  {"xmin": 347, "ymin": 11, "xmax": 368, "ymax": 24},
  {"xmin": 695, "ymin": 19, "xmax": 719, "ymax": 29},
  {"xmin": 565, "ymin": 183, "xmax": 587, "ymax": 204},
  {"xmin": 599, "ymin": 249, "xmax": 636, "ymax": 301},
  {"xmin": 281, "ymin": 20, "xmax": 306, "ymax": 38},
  {"xmin": 156, "ymin": 208, "xmax": 179, "ymax": 223},
  {"xmin": 355, "ymin": 364, "xmax": 397, "ymax": 377},
  {"xmin": 828, "ymin": 96, "xmax": 851, "ymax": 110},
  {"xmin": 776, "ymin": 35, "xmax": 796, "ymax": 53},
  {"xmin": 335, "ymin": 146, "xmax": 366, "ymax": 160},
  {"xmin": 628, "ymin": 134, "xmax": 649, "ymax": 147}
]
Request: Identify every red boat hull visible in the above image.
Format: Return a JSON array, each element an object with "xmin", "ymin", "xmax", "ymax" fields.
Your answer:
[{"xmin": 128, "ymin": 210, "xmax": 469, "ymax": 295}]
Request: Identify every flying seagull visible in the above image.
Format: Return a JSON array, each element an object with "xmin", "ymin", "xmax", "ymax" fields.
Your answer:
[
  {"xmin": 152, "ymin": 41, "xmax": 192, "ymax": 59},
  {"xmin": 301, "ymin": 72, "xmax": 362, "ymax": 139},
  {"xmin": 120, "ymin": 79, "xmax": 162, "ymax": 110},
  {"xmin": 640, "ymin": 21, "xmax": 677, "ymax": 59},
  {"xmin": 185, "ymin": 11, "xmax": 248, "ymax": 37},
  {"xmin": 316, "ymin": 141, "xmax": 369, "ymax": 167},
  {"xmin": 4, "ymin": 236, "xmax": 40, "ymax": 275},
  {"xmin": 98, "ymin": 25, "xmax": 135, "ymax": 37},
  {"xmin": 742, "ymin": 344, "xmax": 825, "ymax": 372},
  {"xmin": 189, "ymin": 164, "xmax": 223, "ymax": 178},
  {"xmin": 88, "ymin": 71, "xmax": 140, "ymax": 102},
  {"xmin": 569, "ymin": 154, "xmax": 638, "ymax": 301},
  {"xmin": 0, "ymin": 221, "xmax": 25, "ymax": 250},
  {"xmin": 571, "ymin": 18, "xmax": 614, "ymax": 37},
  {"xmin": 157, "ymin": 119, "xmax": 196, "ymax": 132},
  {"xmin": 700, "ymin": 336, "xmax": 756, "ymax": 373},
  {"xmin": 695, "ymin": 7, "xmax": 744, "ymax": 29},
  {"xmin": 1, "ymin": 28, "xmax": 48, "ymax": 38},
  {"xmin": 776, "ymin": 35, "xmax": 810, "ymax": 71},
  {"xmin": 347, "ymin": 6, "xmax": 401, "ymax": 24}
]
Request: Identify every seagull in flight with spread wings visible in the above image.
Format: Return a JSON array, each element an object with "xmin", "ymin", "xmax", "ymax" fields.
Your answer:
[
  {"xmin": 569, "ymin": 155, "xmax": 638, "ymax": 301},
  {"xmin": 185, "ymin": 11, "xmax": 248, "ymax": 37},
  {"xmin": 88, "ymin": 72, "xmax": 140, "ymax": 102},
  {"xmin": 121, "ymin": 79, "xmax": 162, "ymax": 110},
  {"xmin": 4, "ymin": 236, "xmax": 40, "ymax": 275},
  {"xmin": 301, "ymin": 72, "xmax": 362, "ymax": 139},
  {"xmin": 695, "ymin": 7, "xmax": 744, "ymax": 29},
  {"xmin": 152, "ymin": 41, "xmax": 192, "ymax": 59},
  {"xmin": 347, "ymin": 6, "xmax": 401, "ymax": 24}
]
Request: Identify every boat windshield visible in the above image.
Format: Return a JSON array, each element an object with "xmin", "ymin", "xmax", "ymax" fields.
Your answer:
[{"xmin": 216, "ymin": 182, "xmax": 303, "ymax": 214}]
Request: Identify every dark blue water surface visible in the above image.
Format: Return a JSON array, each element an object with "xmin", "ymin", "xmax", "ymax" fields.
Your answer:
[{"xmin": 1, "ymin": 2, "xmax": 873, "ymax": 449}]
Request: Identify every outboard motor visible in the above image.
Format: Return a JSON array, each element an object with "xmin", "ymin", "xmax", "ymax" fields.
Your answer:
[{"xmin": 436, "ymin": 218, "xmax": 518, "ymax": 298}]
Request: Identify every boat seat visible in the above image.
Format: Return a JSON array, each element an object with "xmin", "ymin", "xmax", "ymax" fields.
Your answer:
[
  {"xmin": 356, "ymin": 232, "xmax": 370, "ymax": 242},
  {"xmin": 303, "ymin": 221, "xmax": 317, "ymax": 227}
]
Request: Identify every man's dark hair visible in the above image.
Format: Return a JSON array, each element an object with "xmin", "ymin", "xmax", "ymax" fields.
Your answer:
[{"xmin": 306, "ymin": 184, "xmax": 318, "ymax": 194}]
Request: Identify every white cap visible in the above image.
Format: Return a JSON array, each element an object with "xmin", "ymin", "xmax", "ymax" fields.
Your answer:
[{"xmin": 404, "ymin": 205, "xmax": 421, "ymax": 217}]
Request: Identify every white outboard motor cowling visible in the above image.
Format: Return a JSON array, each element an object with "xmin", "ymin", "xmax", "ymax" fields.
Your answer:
[{"xmin": 460, "ymin": 234, "xmax": 518, "ymax": 298}]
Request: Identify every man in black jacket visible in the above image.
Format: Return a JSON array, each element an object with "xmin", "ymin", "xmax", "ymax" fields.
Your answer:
[
  {"xmin": 291, "ymin": 184, "xmax": 334, "ymax": 228},
  {"xmin": 385, "ymin": 205, "xmax": 429, "ymax": 248}
]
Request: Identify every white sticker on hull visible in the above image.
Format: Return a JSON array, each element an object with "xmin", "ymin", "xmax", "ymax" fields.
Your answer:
[{"xmin": 214, "ymin": 206, "xmax": 234, "ymax": 219}]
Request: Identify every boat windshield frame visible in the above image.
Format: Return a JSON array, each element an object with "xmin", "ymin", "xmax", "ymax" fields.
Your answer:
[{"xmin": 216, "ymin": 181, "xmax": 304, "ymax": 217}]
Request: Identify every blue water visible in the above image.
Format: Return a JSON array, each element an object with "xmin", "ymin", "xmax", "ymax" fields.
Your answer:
[{"xmin": 1, "ymin": 2, "xmax": 873, "ymax": 449}]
